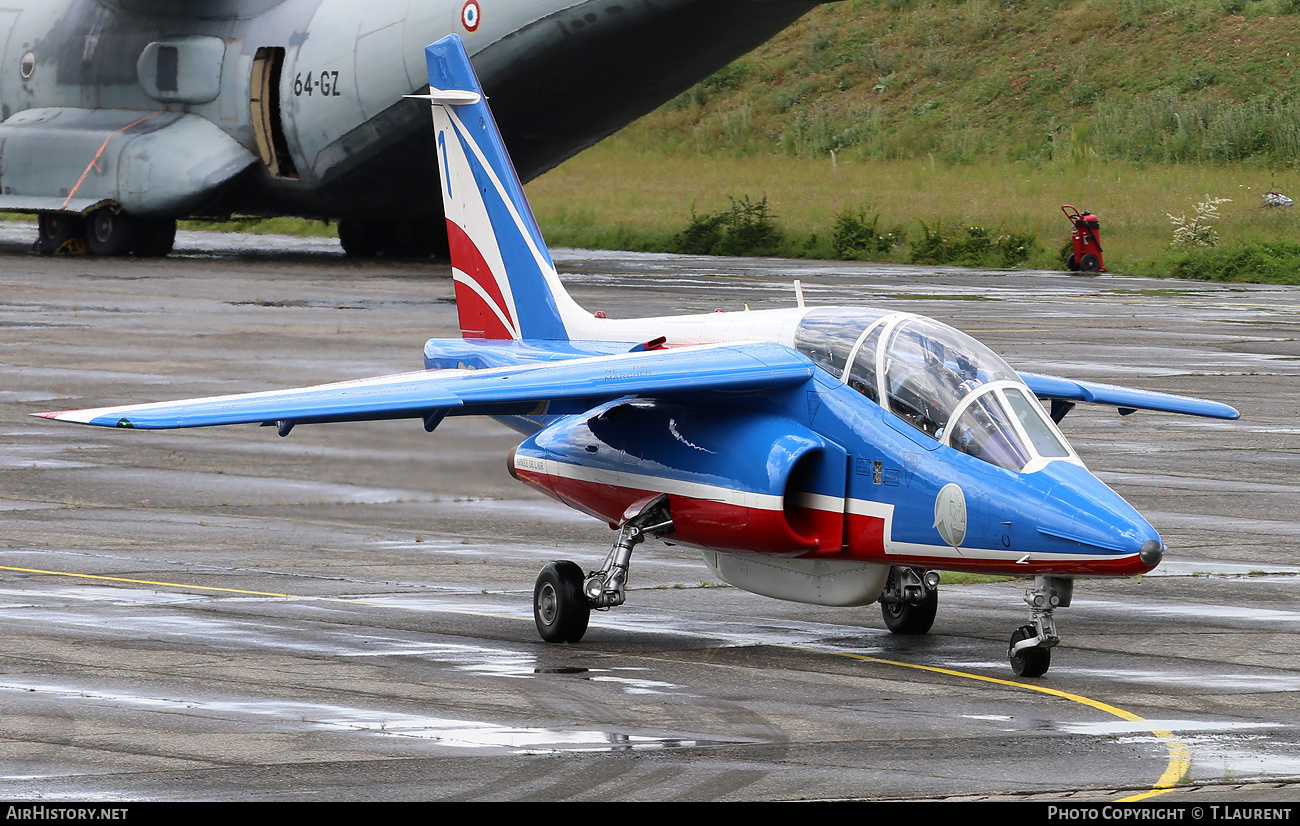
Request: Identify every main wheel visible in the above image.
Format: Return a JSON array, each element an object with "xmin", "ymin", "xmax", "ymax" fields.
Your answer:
[
  {"xmin": 1009, "ymin": 624, "xmax": 1051, "ymax": 678},
  {"xmin": 534, "ymin": 561, "xmax": 590, "ymax": 643},
  {"xmin": 1066, "ymin": 253, "xmax": 1080, "ymax": 272},
  {"xmin": 1080, "ymin": 253, "xmax": 1100, "ymax": 273},
  {"xmin": 37, "ymin": 213, "xmax": 87, "ymax": 255},
  {"xmin": 133, "ymin": 218, "xmax": 177, "ymax": 258},
  {"xmin": 382, "ymin": 219, "xmax": 438, "ymax": 258},
  {"xmin": 338, "ymin": 219, "xmax": 385, "ymax": 257},
  {"xmin": 86, "ymin": 208, "xmax": 138, "ymax": 256},
  {"xmin": 881, "ymin": 569, "xmax": 938, "ymax": 634}
]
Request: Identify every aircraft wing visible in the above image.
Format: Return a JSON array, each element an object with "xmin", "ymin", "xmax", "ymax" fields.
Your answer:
[
  {"xmin": 35, "ymin": 343, "xmax": 815, "ymax": 431},
  {"xmin": 1020, "ymin": 371, "xmax": 1240, "ymax": 420}
]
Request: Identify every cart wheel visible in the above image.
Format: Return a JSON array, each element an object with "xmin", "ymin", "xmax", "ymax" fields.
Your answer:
[
  {"xmin": 1066, "ymin": 254, "xmax": 1080, "ymax": 272},
  {"xmin": 1080, "ymin": 254, "xmax": 1100, "ymax": 273}
]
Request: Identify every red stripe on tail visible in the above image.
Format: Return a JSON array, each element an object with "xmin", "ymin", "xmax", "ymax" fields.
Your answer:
[{"xmin": 446, "ymin": 219, "xmax": 516, "ymax": 339}]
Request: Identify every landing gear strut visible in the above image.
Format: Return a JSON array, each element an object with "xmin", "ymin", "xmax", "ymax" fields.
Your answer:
[
  {"xmin": 531, "ymin": 494, "xmax": 674, "ymax": 644},
  {"xmin": 880, "ymin": 566, "xmax": 939, "ymax": 634},
  {"xmin": 1008, "ymin": 575, "xmax": 1072, "ymax": 678}
]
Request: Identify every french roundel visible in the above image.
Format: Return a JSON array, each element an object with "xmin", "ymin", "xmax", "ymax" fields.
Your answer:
[{"xmin": 462, "ymin": 1, "xmax": 481, "ymax": 32}]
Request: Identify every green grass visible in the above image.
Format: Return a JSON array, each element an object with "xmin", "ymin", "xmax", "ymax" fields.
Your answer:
[
  {"xmin": 526, "ymin": 145, "xmax": 1300, "ymax": 276},
  {"xmin": 179, "ymin": 216, "xmax": 336, "ymax": 237},
  {"xmin": 518, "ymin": 0, "xmax": 1300, "ymax": 281},
  {"xmin": 621, "ymin": 0, "xmax": 1300, "ymax": 167}
]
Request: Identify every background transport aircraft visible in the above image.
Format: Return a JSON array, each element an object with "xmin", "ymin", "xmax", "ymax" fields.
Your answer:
[
  {"xmin": 38, "ymin": 35, "xmax": 1241, "ymax": 678},
  {"xmin": 0, "ymin": 0, "xmax": 831, "ymax": 259}
]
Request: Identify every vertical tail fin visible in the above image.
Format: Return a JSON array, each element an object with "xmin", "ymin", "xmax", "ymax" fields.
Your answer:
[{"xmin": 421, "ymin": 35, "xmax": 583, "ymax": 341}]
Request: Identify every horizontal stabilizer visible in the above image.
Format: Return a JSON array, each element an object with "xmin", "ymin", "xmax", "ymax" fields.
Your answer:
[
  {"xmin": 404, "ymin": 89, "xmax": 482, "ymax": 106},
  {"xmin": 36, "ymin": 343, "xmax": 815, "ymax": 431},
  {"xmin": 1021, "ymin": 372, "xmax": 1240, "ymax": 420}
]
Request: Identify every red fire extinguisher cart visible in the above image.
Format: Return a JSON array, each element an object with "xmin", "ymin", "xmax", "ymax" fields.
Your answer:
[{"xmin": 1062, "ymin": 205, "xmax": 1104, "ymax": 272}]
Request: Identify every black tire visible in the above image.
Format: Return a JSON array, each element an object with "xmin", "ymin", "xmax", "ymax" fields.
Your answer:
[
  {"xmin": 881, "ymin": 569, "xmax": 938, "ymax": 634},
  {"xmin": 1080, "ymin": 253, "xmax": 1100, "ymax": 273},
  {"xmin": 37, "ymin": 213, "xmax": 87, "ymax": 255},
  {"xmin": 133, "ymin": 218, "xmax": 177, "ymax": 258},
  {"xmin": 338, "ymin": 219, "xmax": 385, "ymax": 257},
  {"xmin": 86, "ymin": 208, "xmax": 138, "ymax": 256},
  {"xmin": 1066, "ymin": 253, "xmax": 1080, "ymax": 272},
  {"xmin": 534, "ymin": 561, "xmax": 590, "ymax": 643},
  {"xmin": 1009, "ymin": 624, "xmax": 1051, "ymax": 678},
  {"xmin": 383, "ymin": 219, "xmax": 438, "ymax": 258}
]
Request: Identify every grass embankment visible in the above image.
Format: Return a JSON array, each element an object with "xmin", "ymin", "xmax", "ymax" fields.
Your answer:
[
  {"xmin": 524, "ymin": 0, "xmax": 1300, "ymax": 282},
  {"xmin": 525, "ymin": 145, "xmax": 1300, "ymax": 279}
]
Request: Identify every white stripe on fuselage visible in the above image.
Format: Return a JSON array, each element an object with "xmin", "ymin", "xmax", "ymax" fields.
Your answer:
[{"xmin": 520, "ymin": 457, "xmax": 1136, "ymax": 565}]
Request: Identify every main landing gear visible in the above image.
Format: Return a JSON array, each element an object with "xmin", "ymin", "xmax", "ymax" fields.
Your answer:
[
  {"xmin": 532, "ymin": 494, "xmax": 674, "ymax": 644},
  {"xmin": 879, "ymin": 567, "xmax": 1071, "ymax": 678},
  {"xmin": 37, "ymin": 209, "xmax": 176, "ymax": 257},
  {"xmin": 879, "ymin": 566, "xmax": 939, "ymax": 634},
  {"xmin": 1008, "ymin": 575, "xmax": 1072, "ymax": 678},
  {"xmin": 338, "ymin": 218, "xmax": 450, "ymax": 259}
]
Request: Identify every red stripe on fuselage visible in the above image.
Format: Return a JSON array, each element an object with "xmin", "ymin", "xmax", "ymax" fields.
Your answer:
[
  {"xmin": 514, "ymin": 467, "xmax": 825, "ymax": 555},
  {"xmin": 446, "ymin": 219, "xmax": 515, "ymax": 339},
  {"xmin": 514, "ymin": 467, "xmax": 1153, "ymax": 575}
]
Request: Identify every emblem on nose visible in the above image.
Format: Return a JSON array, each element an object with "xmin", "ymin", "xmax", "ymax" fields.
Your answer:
[{"xmin": 934, "ymin": 483, "xmax": 968, "ymax": 548}]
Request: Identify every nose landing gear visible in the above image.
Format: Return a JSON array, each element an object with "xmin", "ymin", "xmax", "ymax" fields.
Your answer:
[{"xmin": 1008, "ymin": 575, "xmax": 1072, "ymax": 678}]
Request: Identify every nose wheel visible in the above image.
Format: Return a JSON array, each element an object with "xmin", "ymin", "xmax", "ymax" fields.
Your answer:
[{"xmin": 1009, "ymin": 624, "xmax": 1051, "ymax": 677}]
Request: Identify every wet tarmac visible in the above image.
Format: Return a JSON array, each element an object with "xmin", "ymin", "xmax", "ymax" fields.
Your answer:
[{"xmin": 1, "ymin": 224, "xmax": 1299, "ymax": 801}]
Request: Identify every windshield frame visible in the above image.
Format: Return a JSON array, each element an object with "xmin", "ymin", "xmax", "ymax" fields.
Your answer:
[{"xmin": 942, "ymin": 380, "xmax": 1082, "ymax": 473}]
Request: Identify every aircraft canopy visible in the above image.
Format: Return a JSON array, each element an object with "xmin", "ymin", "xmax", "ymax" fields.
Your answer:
[{"xmin": 794, "ymin": 308, "xmax": 1075, "ymax": 473}]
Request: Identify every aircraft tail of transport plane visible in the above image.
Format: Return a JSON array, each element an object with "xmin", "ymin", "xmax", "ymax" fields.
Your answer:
[{"xmin": 38, "ymin": 35, "xmax": 1241, "ymax": 678}]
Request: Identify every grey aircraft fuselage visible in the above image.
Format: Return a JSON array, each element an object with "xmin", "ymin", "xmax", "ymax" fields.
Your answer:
[{"xmin": 0, "ymin": 0, "xmax": 830, "ymax": 256}]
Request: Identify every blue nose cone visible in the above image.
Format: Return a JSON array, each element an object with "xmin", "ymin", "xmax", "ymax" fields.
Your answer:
[{"xmin": 1027, "ymin": 461, "xmax": 1163, "ymax": 574}]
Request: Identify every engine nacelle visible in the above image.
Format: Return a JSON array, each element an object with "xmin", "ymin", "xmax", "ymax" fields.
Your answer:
[{"xmin": 509, "ymin": 398, "xmax": 846, "ymax": 555}]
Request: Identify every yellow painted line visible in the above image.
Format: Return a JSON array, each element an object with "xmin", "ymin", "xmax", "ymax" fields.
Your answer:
[
  {"xmin": 785, "ymin": 647, "xmax": 1189, "ymax": 801},
  {"xmin": 0, "ymin": 565, "xmax": 396, "ymax": 607},
  {"xmin": 0, "ymin": 564, "xmax": 526, "ymax": 621},
  {"xmin": 4, "ymin": 563, "xmax": 1189, "ymax": 799}
]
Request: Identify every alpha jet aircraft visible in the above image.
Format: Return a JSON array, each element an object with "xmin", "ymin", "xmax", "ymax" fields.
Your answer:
[
  {"xmin": 0, "ymin": 0, "xmax": 830, "ymax": 258},
  {"xmin": 38, "ymin": 35, "xmax": 1240, "ymax": 678}
]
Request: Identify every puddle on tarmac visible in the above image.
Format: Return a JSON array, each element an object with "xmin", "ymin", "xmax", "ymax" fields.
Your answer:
[
  {"xmin": 1058, "ymin": 719, "xmax": 1300, "ymax": 782},
  {"xmin": 0, "ymin": 681, "xmax": 737, "ymax": 754}
]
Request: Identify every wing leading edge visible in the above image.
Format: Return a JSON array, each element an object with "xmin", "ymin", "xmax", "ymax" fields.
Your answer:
[
  {"xmin": 35, "ymin": 343, "xmax": 816, "ymax": 431},
  {"xmin": 1020, "ymin": 372, "xmax": 1240, "ymax": 420}
]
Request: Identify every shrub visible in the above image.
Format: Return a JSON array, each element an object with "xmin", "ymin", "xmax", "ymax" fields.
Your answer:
[
  {"xmin": 1168, "ymin": 195, "xmax": 1231, "ymax": 249},
  {"xmin": 831, "ymin": 208, "xmax": 902, "ymax": 259},
  {"xmin": 670, "ymin": 196, "xmax": 783, "ymax": 257},
  {"xmin": 1170, "ymin": 240, "xmax": 1300, "ymax": 284},
  {"xmin": 910, "ymin": 221, "xmax": 1040, "ymax": 267}
]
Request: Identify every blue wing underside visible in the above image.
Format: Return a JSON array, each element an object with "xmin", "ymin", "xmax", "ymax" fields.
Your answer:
[
  {"xmin": 36, "ymin": 343, "xmax": 816, "ymax": 430},
  {"xmin": 1020, "ymin": 372, "xmax": 1240, "ymax": 420},
  {"xmin": 35, "ymin": 341, "xmax": 1239, "ymax": 432}
]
